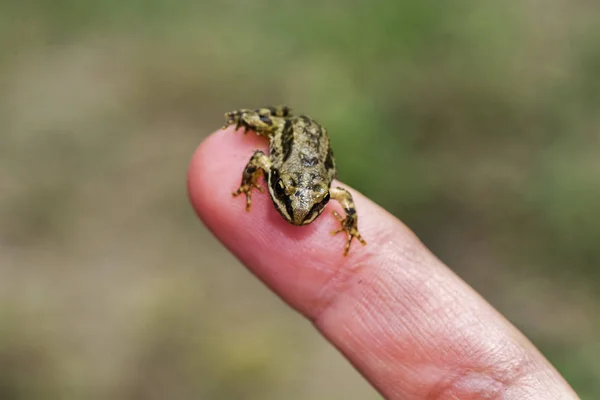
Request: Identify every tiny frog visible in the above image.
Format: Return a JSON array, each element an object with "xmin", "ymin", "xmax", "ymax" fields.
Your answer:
[{"xmin": 222, "ymin": 106, "xmax": 366, "ymax": 256}]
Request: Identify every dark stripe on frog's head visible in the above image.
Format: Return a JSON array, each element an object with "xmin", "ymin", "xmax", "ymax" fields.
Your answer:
[{"xmin": 268, "ymin": 168, "xmax": 295, "ymax": 223}]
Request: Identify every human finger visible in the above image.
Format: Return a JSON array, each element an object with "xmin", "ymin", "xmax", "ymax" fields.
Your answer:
[{"xmin": 188, "ymin": 127, "xmax": 579, "ymax": 400}]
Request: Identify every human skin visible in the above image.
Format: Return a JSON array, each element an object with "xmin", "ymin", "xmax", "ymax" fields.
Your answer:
[{"xmin": 187, "ymin": 127, "xmax": 580, "ymax": 400}]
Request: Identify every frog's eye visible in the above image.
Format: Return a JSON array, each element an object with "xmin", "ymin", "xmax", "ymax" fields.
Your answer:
[
  {"xmin": 275, "ymin": 179, "xmax": 286, "ymax": 195},
  {"xmin": 259, "ymin": 115, "xmax": 272, "ymax": 125}
]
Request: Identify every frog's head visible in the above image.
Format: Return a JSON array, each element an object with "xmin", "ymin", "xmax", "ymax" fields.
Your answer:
[{"xmin": 268, "ymin": 168, "xmax": 330, "ymax": 226}]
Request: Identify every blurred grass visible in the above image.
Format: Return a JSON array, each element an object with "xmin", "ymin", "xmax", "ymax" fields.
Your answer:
[{"xmin": 1, "ymin": 0, "xmax": 599, "ymax": 398}]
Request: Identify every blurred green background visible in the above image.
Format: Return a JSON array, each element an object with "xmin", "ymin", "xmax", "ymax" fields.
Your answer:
[{"xmin": 1, "ymin": 0, "xmax": 599, "ymax": 398}]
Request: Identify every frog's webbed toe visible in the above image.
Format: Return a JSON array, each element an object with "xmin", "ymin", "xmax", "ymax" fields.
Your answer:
[
  {"xmin": 329, "ymin": 186, "xmax": 366, "ymax": 256},
  {"xmin": 232, "ymin": 150, "xmax": 271, "ymax": 211}
]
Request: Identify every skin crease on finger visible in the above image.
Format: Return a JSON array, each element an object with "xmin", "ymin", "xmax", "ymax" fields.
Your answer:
[{"xmin": 187, "ymin": 127, "xmax": 580, "ymax": 400}]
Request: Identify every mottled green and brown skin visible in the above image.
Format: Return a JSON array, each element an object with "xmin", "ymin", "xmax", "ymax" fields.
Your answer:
[{"xmin": 223, "ymin": 106, "xmax": 366, "ymax": 256}]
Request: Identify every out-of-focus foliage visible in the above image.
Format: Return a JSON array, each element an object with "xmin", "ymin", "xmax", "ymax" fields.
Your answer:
[{"xmin": 1, "ymin": 0, "xmax": 599, "ymax": 398}]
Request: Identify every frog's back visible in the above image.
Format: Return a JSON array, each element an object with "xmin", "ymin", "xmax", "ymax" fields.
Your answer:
[{"xmin": 270, "ymin": 115, "xmax": 337, "ymax": 182}]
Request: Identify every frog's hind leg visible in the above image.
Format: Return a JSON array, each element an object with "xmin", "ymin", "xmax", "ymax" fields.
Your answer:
[
  {"xmin": 223, "ymin": 106, "xmax": 291, "ymax": 138},
  {"xmin": 329, "ymin": 186, "xmax": 367, "ymax": 256},
  {"xmin": 232, "ymin": 150, "xmax": 271, "ymax": 211},
  {"xmin": 265, "ymin": 105, "xmax": 292, "ymax": 118}
]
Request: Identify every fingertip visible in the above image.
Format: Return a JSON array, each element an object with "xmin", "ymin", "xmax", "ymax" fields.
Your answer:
[{"xmin": 187, "ymin": 127, "xmax": 388, "ymax": 313}]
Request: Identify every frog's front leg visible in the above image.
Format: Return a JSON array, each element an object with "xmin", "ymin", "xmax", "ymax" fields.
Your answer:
[
  {"xmin": 223, "ymin": 106, "xmax": 290, "ymax": 138},
  {"xmin": 232, "ymin": 150, "xmax": 271, "ymax": 211},
  {"xmin": 329, "ymin": 186, "xmax": 367, "ymax": 256}
]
